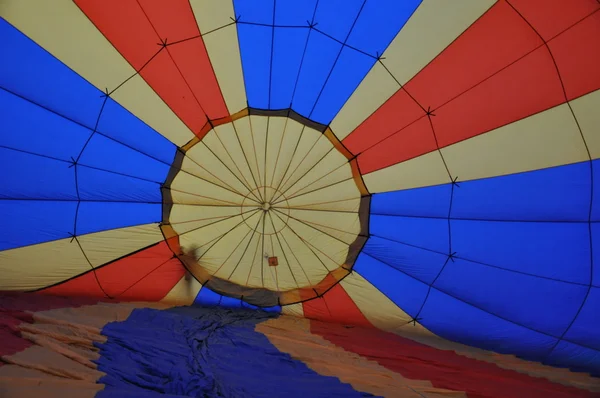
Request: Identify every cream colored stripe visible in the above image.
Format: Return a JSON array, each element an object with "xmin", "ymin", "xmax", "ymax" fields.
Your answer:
[
  {"xmin": 286, "ymin": 209, "xmax": 360, "ymax": 245},
  {"xmin": 169, "ymin": 204, "xmax": 249, "ymax": 235},
  {"xmin": 232, "ymin": 117, "xmax": 264, "ymax": 191},
  {"xmin": 341, "ymin": 272, "xmax": 430, "ymax": 333},
  {"xmin": 1, "ymin": 0, "xmax": 194, "ymax": 147},
  {"xmin": 571, "ymin": 89, "xmax": 600, "ymax": 158},
  {"xmin": 190, "ymin": 0, "xmax": 246, "ymax": 114},
  {"xmin": 170, "ymin": 171, "xmax": 248, "ymax": 206},
  {"xmin": 257, "ymin": 317, "xmax": 466, "ymax": 398},
  {"xmin": 330, "ymin": 0, "xmax": 496, "ymax": 140},
  {"xmin": 0, "ymin": 224, "xmax": 162, "ymax": 291},
  {"xmin": 281, "ymin": 302, "xmax": 304, "ymax": 317},
  {"xmin": 365, "ymin": 101, "xmax": 590, "ymax": 193},
  {"xmin": 285, "ymin": 179, "xmax": 361, "ymax": 211},
  {"xmin": 283, "ymin": 151, "xmax": 350, "ymax": 200},
  {"xmin": 180, "ymin": 151, "xmax": 251, "ymax": 198},
  {"xmin": 160, "ymin": 274, "xmax": 202, "ymax": 306}
]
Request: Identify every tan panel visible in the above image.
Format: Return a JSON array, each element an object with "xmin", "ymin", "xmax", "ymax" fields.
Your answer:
[
  {"xmin": 287, "ymin": 209, "xmax": 360, "ymax": 245},
  {"xmin": 282, "ymin": 303, "xmax": 304, "ymax": 317},
  {"xmin": 330, "ymin": 0, "xmax": 495, "ymax": 140},
  {"xmin": 264, "ymin": 117, "xmax": 287, "ymax": 197},
  {"xmin": 0, "ymin": 239, "xmax": 87, "ymax": 290},
  {"xmin": 1, "ymin": 0, "xmax": 194, "ymax": 147},
  {"xmin": 189, "ymin": 0, "xmax": 234, "ymax": 35},
  {"xmin": 179, "ymin": 154, "xmax": 249, "ymax": 197},
  {"xmin": 0, "ymin": 224, "xmax": 162, "ymax": 290},
  {"xmin": 278, "ymin": 134, "xmax": 333, "ymax": 195},
  {"xmin": 285, "ymin": 179, "xmax": 362, "ymax": 211},
  {"xmin": 571, "ymin": 89, "xmax": 600, "ymax": 159},
  {"xmin": 232, "ymin": 117, "xmax": 263, "ymax": 190},
  {"xmin": 442, "ymin": 103, "xmax": 589, "ymax": 182},
  {"xmin": 341, "ymin": 272, "xmax": 431, "ymax": 333},
  {"xmin": 277, "ymin": 227, "xmax": 332, "ymax": 284},
  {"xmin": 169, "ymin": 204, "xmax": 248, "ymax": 235},
  {"xmin": 283, "ymin": 197, "xmax": 361, "ymax": 213},
  {"xmin": 284, "ymin": 218, "xmax": 348, "ymax": 269},
  {"xmin": 170, "ymin": 171, "xmax": 247, "ymax": 206},
  {"xmin": 363, "ymin": 151, "xmax": 448, "ymax": 192},
  {"xmin": 249, "ymin": 116, "xmax": 269, "ymax": 189},
  {"xmin": 210, "ymin": 122, "xmax": 260, "ymax": 194},
  {"xmin": 78, "ymin": 223, "xmax": 163, "ymax": 266},
  {"xmin": 283, "ymin": 150, "xmax": 350, "ymax": 199},
  {"xmin": 195, "ymin": 22, "xmax": 247, "ymax": 114},
  {"xmin": 160, "ymin": 274, "xmax": 202, "ymax": 306},
  {"xmin": 268, "ymin": 119, "xmax": 305, "ymax": 191}
]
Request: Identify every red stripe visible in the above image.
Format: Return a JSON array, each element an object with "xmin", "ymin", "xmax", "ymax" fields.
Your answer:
[
  {"xmin": 40, "ymin": 241, "xmax": 184, "ymax": 302},
  {"xmin": 508, "ymin": 0, "xmax": 599, "ymax": 41},
  {"xmin": 75, "ymin": 0, "xmax": 228, "ymax": 136},
  {"xmin": 303, "ymin": 283, "xmax": 372, "ymax": 328},
  {"xmin": 309, "ymin": 320, "xmax": 596, "ymax": 398},
  {"xmin": 0, "ymin": 294, "xmax": 101, "ymax": 360},
  {"xmin": 345, "ymin": 1, "xmax": 600, "ymax": 174}
]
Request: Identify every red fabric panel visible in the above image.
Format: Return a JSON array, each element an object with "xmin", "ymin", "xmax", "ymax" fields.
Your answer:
[
  {"xmin": 0, "ymin": 294, "xmax": 100, "ymax": 360},
  {"xmin": 343, "ymin": 1, "xmax": 542, "ymax": 157},
  {"xmin": 138, "ymin": 0, "xmax": 229, "ymax": 119},
  {"xmin": 40, "ymin": 242, "xmax": 184, "ymax": 302},
  {"xmin": 357, "ymin": 116, "xmax": 436, "ymax": 175},
  {"xmin": 508, "ymin": 0, "xmax": 599, "ymax": 41},
  {"xmin": 303, "ymin": 283, "xmax": 372, "ymax": 328},
  {"xmin": 433, "ymin": 46, "xmax": 564, "ymax": 148},
  {"xmin": 75, "ymin": 0, "xmax": 223, "ymax": 135},
  {"xmin": 343, "ymin": 89, "xmax": 425, "ymax": 157},
  {"xmin": 309, "ymin": 320, "xmax": 596, "ymax": 398},
  {"xmin": 549, "ymin": 10, "xmax": 600, "ymax": 101}
]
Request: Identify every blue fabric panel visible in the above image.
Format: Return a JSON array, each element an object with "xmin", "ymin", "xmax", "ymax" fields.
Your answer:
[
  {"xmin": 194, "ymin": 287, "xmax": 222, "ymax": 307},
  {"xmin": 370, "ymin": 214, "xmax": 449, "ymax": 254},
  {"xmin": 592, "ymin": 160, "xmax": 600, "ymax": 222},
  {"xmin": 452, "ymin": 161, "xmax": 591, "ymax": 222},
  {"xmin": 0, "ymin": 19, "xmax": 104, "ymax": 130},
  {"xmin": 234, "ymin": 0, "xmax": 274, "ymax": 25},
  {"xmin": 592, "ymin": 222, "xmax": 600, "ymax": 287},
  {"xmin": 219, "ymin": 295, "xmax": 244, "ymax": 309},
  {"xmin": 79, "ymin": 134, "xmax": 170, "ymax": 183},
  {"xmin": 0, "ymin": 148, "xmax": 76, "ymax": 200},
  {"xmin": 237, "ymin": 24, "xmax": 272, "ymax": 109},
  {"xmin": 362, "ymin": 236, "xmax": 446, "ymax": 284},
  {"xmin": 77, "ymin": 167, "xmax": 161, "ymax": 203},
  {"xmin": 346, "ymin": 0, "xmax": 420, "ymax": 55},
  {"xmin": 76, "ymin": 202, "xmax": 160, "ymax": 236},
  {"xmin": 420, "ymin": 288, "xmax": 558, "ymax": 362},
  {"xmin": 563, "ymin": 287, "xmax": 600, "ymax": 350},
  {"xmin": 275, "ymin": 0, "xmax": 318, "ymax": 25},
  {"xmin": 354, "ymin": 252, "xmax": 428, "ymax": 317},
  {"xmin": 240, "ymin": 300, "xmax": 282, "ymax": 313},
  {"xmin": 270, "ymin": 28, "xmax": 310, "ymax": 109},
  {"xmin": 97, "ymin": 98, "xmax": 177, "ymax": 165},
  {"xmin": 96, "ymin": 307, "xmax": 368, "ymax": 397},
  {"xmin": 371, "ymin": 183, "xmax": 451, "ymax": 218},
  {"xmin": 434, "ymin": 258, "xmax": 588, "ymax": 337},
  {"xmin": 310, "ymin": 47, "xmax": 375, "ymax": 123},
  {"xmin": 452, "ymin": 220, "xmax": 590, "ymax": 284},
  {"xmin": 1, "ymin": 200, "xmax": 77, "ymax": 250},
  {"xmin": 0, "ymin": 89, "xmax": 91, "ymax": 161},
  {"xmin": 291, "ymin": 32, "xmax": 341, "ymax": 117},
  {"xmin": 313, "ymin": 0, "xmax": 364, "ymax": 43},
  {"xmin": 545, "ymin": 340, "xmax": 600, "ymax": 376}
]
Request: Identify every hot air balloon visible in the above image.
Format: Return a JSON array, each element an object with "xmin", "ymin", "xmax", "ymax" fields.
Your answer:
[{"xmin": 1, "ymin": 0, "xmax": 599, "ymax": 396}]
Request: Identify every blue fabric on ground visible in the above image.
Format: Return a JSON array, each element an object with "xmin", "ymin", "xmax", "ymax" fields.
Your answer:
[{"xmin": 96, "ymin": 306, "xmax": 374, "ymax": 397}]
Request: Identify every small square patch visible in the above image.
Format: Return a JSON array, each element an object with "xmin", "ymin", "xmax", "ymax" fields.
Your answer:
[{"xmin": 268, "ymin": 256, "xmax": 279, "ymax": 267}]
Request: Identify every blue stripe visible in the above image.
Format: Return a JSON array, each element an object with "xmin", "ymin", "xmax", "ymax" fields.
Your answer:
[
  {"xmin": 234, "ymin": 0, "xmax": 416, "ymax": 123},
  {"xmin": 354, "ymin": 253, "xmax": 428, "ymax": 318},
  {"xmin": 97, "ymin": 306, "xmax": 366, "ymax": 396},
  {"xmin": 76, "ymin": 202, "xmax": 160, "ymax": 236},
  {"xmin": 77, "ymin": 167, "xmax": 161, "ymax": 203},
  {"xmin": 546, "ymin": 340, "xmax": 600, "ymax": 376},
  {"xmin": 1, "ymin": 200, "xmax": 77, "ymax": 250},
  {"xmin": 562, "ymin": 286, "xmax": 600, "ymax": 351}
]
